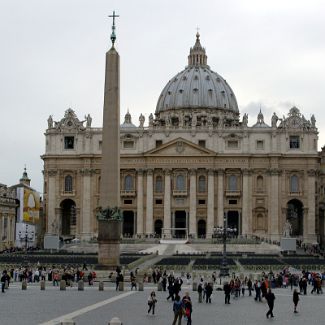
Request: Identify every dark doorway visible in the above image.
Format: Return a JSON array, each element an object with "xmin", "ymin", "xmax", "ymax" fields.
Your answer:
[
  {"xmin": 60, "ymin": 199, "xmax": 76, "ymax": 236},
  {"xmin": 154, "ymin": 219, "xmax": 163, "ymax": 237},
  {"xmin": 197, "ymin": 219, "xmax": 206, "ymax": 238},
  {"xmin": 287, "ymin": 199, "xmax": 303, "ymax": 236},
  {"xmin": 123, "ymin": 211, "xmax": 134, "ymax": 237},
  {"xmin": 174, "ymin": 210, "xmax": 187, "ymax": 238},
  {"xmin": 227, "ymin": 211, "xmax": 239, "ymax": 236}
]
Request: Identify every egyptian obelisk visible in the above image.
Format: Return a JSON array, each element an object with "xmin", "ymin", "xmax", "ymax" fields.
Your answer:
[{"xmin": 97, "ymin": 11, "xmax": 121, "ymax": 268}]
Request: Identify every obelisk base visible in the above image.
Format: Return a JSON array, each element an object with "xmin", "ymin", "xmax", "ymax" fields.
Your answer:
[{"xmin": 97, "ymin": 219, "xmax": 121, "ymax": 269}]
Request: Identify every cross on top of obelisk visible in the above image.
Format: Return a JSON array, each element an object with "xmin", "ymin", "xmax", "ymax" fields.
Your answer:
[{"xmin": 109, "ymin": 10, "xmax": 119, "ymax": 46}]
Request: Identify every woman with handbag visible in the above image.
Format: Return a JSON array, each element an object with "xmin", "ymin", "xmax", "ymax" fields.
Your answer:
[{"xmin": 147, "ymin": 291, "xmax": 157, "ymax": 315}]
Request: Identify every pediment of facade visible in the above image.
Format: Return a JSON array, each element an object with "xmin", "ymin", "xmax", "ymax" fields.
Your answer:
[{"xmin": 144, "ymin": 138, "xmax": 216, "ymax": 156}]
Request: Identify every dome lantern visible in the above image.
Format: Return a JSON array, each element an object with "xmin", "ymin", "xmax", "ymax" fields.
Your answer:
[{"xmin": 187, "ymin": 32, "xmax": 208, "ymax": 67}]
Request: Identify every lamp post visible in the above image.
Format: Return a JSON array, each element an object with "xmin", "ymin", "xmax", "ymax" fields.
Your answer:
[
  {"xmin": 219, "ymin": 213, "xmax": 229, "ymax": 277},
  {"xmin": 18, "ymin": 224, "xmax": 34, "ymax": 250}
]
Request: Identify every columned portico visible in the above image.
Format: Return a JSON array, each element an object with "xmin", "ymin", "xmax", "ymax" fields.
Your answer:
[
  {"xmin": 146, "ymin": 169, "xmax": 153, "ymax": 236},
  {"xmin": 163, "ymin": 169, "xmax": 171, "ymax": 238},
  {"xmin": 217, "ymin": 169, "xmax": 224, "ymax": 227},
  {"xmin": 206, "ymin": 169, "xmax": 215, "ymax": 238},
  {"xmin": 136, "ymin": 169, "xmax": 144, "ymax": 237},
  {"xmin": 189, "ymin": 169, "xmax": 197, "ymax": 238}
]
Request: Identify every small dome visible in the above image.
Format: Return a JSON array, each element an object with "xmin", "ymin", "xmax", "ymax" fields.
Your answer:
[
  {"xmin": 121, "ymin": 110, "xmax": 136, "ymax": 129},
  {"xmin": 156, "ymin": 33, "xmax": 239, "ymax": 114}
]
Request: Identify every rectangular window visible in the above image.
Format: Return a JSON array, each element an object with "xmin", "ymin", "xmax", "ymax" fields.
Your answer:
[
  {"xmin": 123, "ymin": 140, "xmax": 134, "ymax": 149},
  {"xmin": 64, "ymin": 136, "xmax": 74, "ymax": 149},
  {"xmin": 227, "ymin": 140, "xmax": 238, "ymax": 149},
  {"xmin": 198, "ymin": 199, "xmax": 206, "ymax": 205},
  {"xmin": 198, "ymin": 140, "xmax": 206, "ymax": 148},
  {"xmin": 124, "ymin": 199, "xmax": 132, "ymax": 204},
  {"xmin": 229, "ymin": 199, "xmax": 237, "ymax": 205},
  {"xmin": 155, "ymin": 199, "xmax": 163, "ymax": 205},
  {"xmin": 98, "ymin": 141, "xmax": 102, "ymax": 150},
  {"xmin": 156, "ymin": 140, "xmax": 163, "ymax": 148},
  {"xmin": 289, "ymin": 136, "xmax": 300, "ymax": 149},
  {"xmin": 256, "ymin": 140, "xmax": 264, "ymax": 150}
]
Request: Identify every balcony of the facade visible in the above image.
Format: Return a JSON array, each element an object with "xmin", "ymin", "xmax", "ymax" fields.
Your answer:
[
  {"xmin": 225, "ymin": 190, "xmax": 241, "ymax": 197},
  {"xmin": 61, "ymin": 190, "xmax": 76, "ymax": 196},
  {"xmin": 120, "ymin": 190, "xmax": 136, "ymax": 197},
  {"xmin": 173, "ymin": 190, "xmax": 188, "ymax": 197}
]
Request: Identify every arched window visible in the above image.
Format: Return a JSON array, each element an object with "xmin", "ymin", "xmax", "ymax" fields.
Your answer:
[
  {"xmin": 124, "ymin": 175, "xmax": 133, "ymax": 191},
  {"xmin": 290, "ymin": 175, "xmax": 299, "ymax": 193},
  {"xmin": 176, "ymin": 175, "xmax": 185, "ymax": 191},
  {"xmin": 64, "ymin": 175, "xmax": 73, "ymax": 193},
  {"xmin": 155, "ymin": 176, "xmax": 163, "ymax": 193},
  {"xmin": 198, "ymin": 175, "xmax": 206, "ymax": 193},
  {"xmin": 229, "ymin": 175, "xmax": 237, "ymax": 191},
  {"xmin": 257, "ymin": 176, "xmax": 263, "ymax": 190}
]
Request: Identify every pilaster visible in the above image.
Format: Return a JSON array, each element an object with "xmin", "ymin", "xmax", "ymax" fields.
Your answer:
[
  {"xmin": 206, "ymin": 169, "xmax": 215, "ymax": 238},
  {"xmin": 136, "ymin": 169, "xmax": 144, "ymax": 237},
  {"xmin": 146, "ymin": 169, "xmax": 153, "ymax": 236},
  {"xmin": 189, "ymin": 169, "xmax": 197, "ymax": 237},
  {"xmin": 217, "ymin": 169, "xmax": 224, "ymax": 227},
  {"xmin": 163, "ymin": 169, "xmax": 171, "ymax": 238},
  {"xmin": 47, "ymin": 170, "xmax": 57, "ymax": 234}
]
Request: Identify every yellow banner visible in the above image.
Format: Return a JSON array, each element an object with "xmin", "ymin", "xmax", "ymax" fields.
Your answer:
[{"xmin": 23, "ymin": 189, "xmax": 40, "ymax": 223}]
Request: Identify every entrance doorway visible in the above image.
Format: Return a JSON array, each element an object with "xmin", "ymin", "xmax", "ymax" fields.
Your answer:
[
  {"xmin": 227, "ymin": 211, "xmax": 239, "ymax": 236},
  {"xmin": 60, "ymin": 199, "xmax": 76, "ymax": 236},
  {"xmin": 174, "ymin": 210, "xmax": 187, "ymax": 238},
  {"xmin": 287, "ymin": 199, "xmax": 303, "ymax": 236},
  {"xmin": 122, "ymin": 211, "xmax": 134, "ymax": 237},
  {"xmin": 197, "ymin": 219, "xmax": 206, "ymax": 238},
  {"xmin": 154, "ymin": 219, "xmax": 163, "ymax": 237}
]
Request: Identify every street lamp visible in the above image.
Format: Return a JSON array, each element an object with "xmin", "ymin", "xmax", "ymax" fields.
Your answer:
[
  {"xmin": 219, "ymin": 213, "xmax": 229, "ymax": 277},
  {"xmin": 18, "ymin": 224, "xmax": 34, "ymax": 249}
]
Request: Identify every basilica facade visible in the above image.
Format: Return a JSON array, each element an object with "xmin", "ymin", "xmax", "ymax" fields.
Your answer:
[{"xmin": 42, "ymin": 34, "xmax": 320, "ymax": 243}]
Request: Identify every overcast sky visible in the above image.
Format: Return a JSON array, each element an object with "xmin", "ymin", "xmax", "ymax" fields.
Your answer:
[{"xmin": 1, "ymin": 0, "xmax": 325, "ymax": 194}]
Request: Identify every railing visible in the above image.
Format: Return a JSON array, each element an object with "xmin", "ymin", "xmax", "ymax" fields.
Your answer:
[
  {"xmin": 120, "ymin": 190, "xmax": 136, "ymax": 197},
  {"xmin": 225, "ymin": 190, "xmax": 241, "ymax": 197},
  {"xmin": 172, "ymin": 190, "xmax": 187, "ymax": 196},
  {"xmin": 289, "ymin": 191, "xmax": 302, "ymax": 196},
  {"xmin": 61, "ymin": 190, "xmax": 75, "ymax": 196}
]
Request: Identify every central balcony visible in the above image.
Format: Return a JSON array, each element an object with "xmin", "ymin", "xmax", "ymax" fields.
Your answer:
[
  {"xmin": 225, "ymin": 190, "xmax": 241, "ymax": 197},
  {"xmin": 173, "ymin": 190, "xmax": 188, "ymax": 197},
  {"xmin": 120, "ymin": 190, "xmax": 136, "ymax": 197}
]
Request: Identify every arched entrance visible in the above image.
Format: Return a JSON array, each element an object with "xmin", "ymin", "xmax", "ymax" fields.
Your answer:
[
  {"xmin": 197, "ymin": 219, "xmax": 206, "ymax": 238},
  {"xmin": 154, "ymin": 219, "xmax": 163, "ymax": 237},
  {"xmin": 174, "ymin": 210, "xmax": 186, "ymax": 238},
  {"xmin": 227, "ymin": 211, "xmax": 239, "ymax": 236},
  {"xmin": 123, "ymin": 211, "xmax": 134, "ymax": 238},
  {"xmin": 60, "ymin": 199, "xmax": 76, "ymax": 236},
  {"xmin": 287, "ymin": 199, "xmax": 303, "ymax": 236}
]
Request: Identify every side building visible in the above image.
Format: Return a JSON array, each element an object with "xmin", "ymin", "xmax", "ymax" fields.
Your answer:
[{"xmin": 42, "ymin": 34, "xmax": 320, "ymax": 244}]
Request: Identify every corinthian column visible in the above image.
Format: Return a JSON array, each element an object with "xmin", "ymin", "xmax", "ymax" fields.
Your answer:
[
  {"xmin": 136, "ymin": 169, "xmax": 144, "ymax": 237},
  {"xmin": 146, "ymin": 169, "xmax": 153, "ymax": 236},
  {"xmin": 80, "ymin": 169, "xmax": 92, "ymax": 240},
  {"xmin": 306, "ymin": 169, "xmax": 317, "ymax": 242},
  {"xmin": 268, "ymin": 169, "xmax": 280, "ymax": 240},
  {"xmin": 163, "ymin": 169, "xmax": 171, "ymax": 238},
  {"xmin": 241, "ymin": 169, "xmax": 252, "ymax": 235},
  {"xmin": 217, "ymin": 169, "xmax": 224, "ymax": 227},
  {"xmin": 189, "ymin": 169, "xmax": 197, "ymax": 238},
  {"xmin": 207, "ymin": 169, "xmax": 215, "ymax": 239},
  {"xmin": 47, "ymin": 170, "xmax": 57, "ymax": 234}
]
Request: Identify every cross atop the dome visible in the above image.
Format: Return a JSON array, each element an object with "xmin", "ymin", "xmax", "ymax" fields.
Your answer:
[
  {"xmin": 109, "ymin": 10, "xmax": 119, "ymax": 46},
  {"xmin": 196, "ymin": 27, "xmax": 200, "ymax": 38}
]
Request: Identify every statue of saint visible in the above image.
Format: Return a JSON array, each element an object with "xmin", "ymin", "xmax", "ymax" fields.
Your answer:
[
  {"xmin": 139, "ymin": 113, "xmax": 145, "ymax": 128},
  {"xmin": 242, "ymin": 113, "xmax": 248, "ymax": 127},
  {"xmin": 85, "ymin": 114, "xmax": 92, "ymax": 127},
  {"xmin": 149, "ymin": 113, "xmax": 154, "ymax": 127},
  {"xmin": 271, "ymin": 112, "xmax": 278, "ymax": 128},
  {"xmin": 283, "ymin": 219, "xmax": 292, "ymax": 237},
  {"xmin": 47, "ymin": 115, "xmax": 53, "ymax": 129},
  {"xmin": 311, "ymin": 114, "xmax": 316, "ymax": 128}
]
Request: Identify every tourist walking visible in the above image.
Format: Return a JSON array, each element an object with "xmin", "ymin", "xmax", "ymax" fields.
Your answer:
[
  {"xmin": 172, "ymin": 295, "xmax": 184, "ymax": 325},
  {"xmin": 223, "ymin": 281, "xmax": 231, "ymax": 304},
  {"xmin": 293, "ymin": 289, "xmax": 300, "ymax": 313},
  {"xmin": 147, "ymin": 291, "xmax": 157, "ymax": 315},
  {"xmin": 198, "ymin": 282, "xmax": 203, "ymax": 303},
  {"xmin": 254, "ymin": 280, "xmax": 261, "ymax": 302},
  {"xmin": 265, "ymin": 288, "xmax": 275, "ymax": 318},
  {"xmin": 205, "ymin": 282, "xmax": 213, "ymax": 303},
  {"xmin": 182, "ymin": 292, "xmax": 192, "ymax": 325},
  {"xmin": 1, "ymin": 270, "xmax": 7, "ymax": 293}
]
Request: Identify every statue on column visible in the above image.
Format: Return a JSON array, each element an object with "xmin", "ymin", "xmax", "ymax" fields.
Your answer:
[
  {"xmin": 283, "ymin": 219, "xmax": 292, "ymax": 237},
  {"xmin": 47, "ymin": 115, "xmax": 53, "ymax": 129}
]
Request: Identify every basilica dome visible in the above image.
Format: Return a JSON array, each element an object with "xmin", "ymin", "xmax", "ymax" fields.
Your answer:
[{"xmin": 156, "ymin": 33, "xmax": 239, "ymax": 114}]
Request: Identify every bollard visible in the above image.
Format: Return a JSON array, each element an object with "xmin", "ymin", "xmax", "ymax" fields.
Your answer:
[
  {"xmin": 192, "ymin": 282, "xmax": 197, "ymax": 291},
  {"xmin": 22, "ymin": 281, "xmax": 27, "ymax": 290},
  {"xmin": 60, "ymin": 280, "xmax": 66, "ymax": 291},
  {"xmin": 78, "ymin": 280, "xmax": 84, "ymax": 291},
  {"xmin": 118, "ymin": 281, "xmax": 124, "ymax": 291},
  {"xmin": 108, "ymin": 317, "xmax": 122, "ymax": 325},
  {"xmin": 40, "ymin": 280, "xmax": 46, "ymax": 290},
  {"xmin": 138, "ymin": 282, "xmax": 144, "ymax": 291},
  {"xmin": 99, "ymin": 281, "xmax": 104, "ymax": 291},
  {"xmin": 60, "ymin": 319, "xmax": 75, "ymax": 325},
  {"xmin": 157, "ymin": 281, "xmax": 162, "ymax": 291}
]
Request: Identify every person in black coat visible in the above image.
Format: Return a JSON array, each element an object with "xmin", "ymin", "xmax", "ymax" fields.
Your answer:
[
  {"xmin": 223, "ymin": 282, "xmax": 231, "ymax": 304},
  {"xmin": 265, "ymin": 288, "xmax": 276, "ymax": 318},
  {"xmin": 293, "ymin": 289, "xmax": 300, "ymax": 313},
  {"xmin": 205, "ymin": 282, "xmax": 213, "ymax": 303}
]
